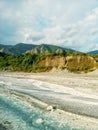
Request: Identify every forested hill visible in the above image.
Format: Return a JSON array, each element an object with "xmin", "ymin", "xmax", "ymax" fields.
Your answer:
[
  {"xmin": 0, "ymin": 43, "xmax": 36, "ymax": 55},
  {"xmin": 0, "ymin": 43, "xmax": 79, "ymax": 55},
  {"xmin": 89, "ymin": 50, "xmax": 98, "ymax": 54},
  {"xmin": 0, "ymin": 52, "xmax": 98, "ymax": 73}
]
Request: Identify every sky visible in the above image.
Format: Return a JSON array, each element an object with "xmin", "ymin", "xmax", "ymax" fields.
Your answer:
[{"xmin": 0, "ymin": 0, "xmax": 98, "ymax": 52}]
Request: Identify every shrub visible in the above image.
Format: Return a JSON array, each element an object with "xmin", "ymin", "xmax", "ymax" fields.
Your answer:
[{"xmin": 66, "ymin": 55, "xmax": 96, "ymax": 73}]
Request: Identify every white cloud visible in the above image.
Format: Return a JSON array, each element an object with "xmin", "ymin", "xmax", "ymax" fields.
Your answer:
[
  {"xmin": 0, "ymin": 0, "xmax": 98, "ymax": 51},
  {"xmin": 23, "ymin": 7, "xmax": 98, "ymax": 51},
  {"xmin": 87, "ymin": 44, "xmax": 98, "ymax": 52}
]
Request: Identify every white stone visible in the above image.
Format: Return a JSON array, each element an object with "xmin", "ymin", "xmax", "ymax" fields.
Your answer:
[
  {"xmin": 36, "ymin": 118, "xmax": 43, "ymax": 124},
  {"xmin": 47, "ymin": 105, "xmax": 53, "ymax": 111}
]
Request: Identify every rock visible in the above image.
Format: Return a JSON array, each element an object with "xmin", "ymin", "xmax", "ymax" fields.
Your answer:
[
  {"xmin": 46, "ymin": 105, "xmax": 57, "ymax": 111},
  {"xmin": 35, "ymin": 118, "xmax": 43, "ymax": 124}
]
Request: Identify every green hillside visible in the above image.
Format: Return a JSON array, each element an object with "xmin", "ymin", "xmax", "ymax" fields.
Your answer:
[
  {"xmin": 0, "ymin": 43, "xmax": 79, "ymax": 56},
  {"xmin": 0, "ymin": 52, "xmax": 98, "ymax": 73}
]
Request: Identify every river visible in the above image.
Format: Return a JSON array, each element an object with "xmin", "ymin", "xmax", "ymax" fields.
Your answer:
[{"xmin": 0, "ymin": 72, "xmax": 98, "ymax": 130}]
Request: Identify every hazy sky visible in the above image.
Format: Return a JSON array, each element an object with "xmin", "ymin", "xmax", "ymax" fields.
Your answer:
[{"xmin": 0, "ymin": 0, "xmax": 98, "ymax": 52}]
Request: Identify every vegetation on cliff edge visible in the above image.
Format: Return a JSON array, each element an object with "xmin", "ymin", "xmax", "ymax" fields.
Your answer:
[{"xmin": 0, "ymin": 52, "xmax": 98, "ymax": 73}]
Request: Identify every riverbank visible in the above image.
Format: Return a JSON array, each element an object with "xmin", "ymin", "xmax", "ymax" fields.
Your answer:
[
  {"xmin": 1, "ymin": 90, "xmax": 98, "ymax": 130},
  {"xmin": 0, "ymin": 70, "xmax": 98, "ymax": 129}
]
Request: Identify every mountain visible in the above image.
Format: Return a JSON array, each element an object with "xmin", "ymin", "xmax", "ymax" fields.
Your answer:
[
  {"xmin": 0, "ymin": 43, "xmax": 37, "ymax": 55},
  {"xmin": 26, "ymin": 44, "xmax": 78, "ymax": 54},
  {"xmin": 0, "ymin": 44, "xmax": 12, "ymax": 49},
  {"xmin": 0, "ymin": 43, "xmax": 79, "ymax": 55},
  {"xmin": 89, "ymin": 50, "xmax": 98, "ymax": 54},
  {"xmin": 0, "ymin": 44, "xmax": 13, "ymax": 55},
  {"xmin": 9, "ymin": 43, "xmax": 37, "ymax": 55}
]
